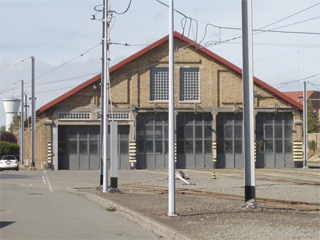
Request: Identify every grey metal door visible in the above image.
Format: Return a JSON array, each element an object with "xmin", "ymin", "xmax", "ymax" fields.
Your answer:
[
  {"xmin": 136, "ymin": 113, "xmax": 168, "ymax": 169},
  {"xmin": 216, "ymin": 113, "xmax": 243, "ymax": 169},
  {"xmin": 256, "ymin": 113, "xmax": 293, "ymax": 168},
  {"xmin": 177, "ymin": 113, "xmax": 213, "ymax": 169}
]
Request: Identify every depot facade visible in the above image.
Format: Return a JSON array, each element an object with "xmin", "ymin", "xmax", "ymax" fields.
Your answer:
[{"xmin": 26, "ymin": 32, "xmax": 304, "ymax": 170}]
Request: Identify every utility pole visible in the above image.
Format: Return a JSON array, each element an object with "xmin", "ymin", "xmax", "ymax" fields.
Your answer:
[
  {"xmin": 20, "ymin": 80, "xmax": 24, "ymax": 165},
  {"xmin": 31, "ymin": 56, "xmax": 36, "ymax": 170},
  {"xmin": 303, "ymin": 81, "xmax": 308, "ymax": 168},
  {"xmin": 102, "ymin": 0, "xmax": 110, "ymax": 192},
  {"xmin": 241, "ymin": 0, "xmax": 258, "ymax": 206},
  {"xmin": 168, "ymin": 0, "xmax": 176, "ymax": 216}
]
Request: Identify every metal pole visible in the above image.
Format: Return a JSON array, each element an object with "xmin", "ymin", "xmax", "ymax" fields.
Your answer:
[
  {"xmin": 100, "ymin": 1, "xmax": 106, "ymax": 188},
  {"xmin": 168, "ymin": 0, "xmax": 176, "ymax": 216},
  {"xmin": 241, "ymin": 0, "xmax": 256, "ymax": 203},
  {"xmin": 303, "ymin": 81, "xmax": 308, "ymax": 168},
  {"xmin": 102, "ymin": 0, "xmax": 110, "ymax": 192},
  {"xmin": 31, "ymin": 56, "xmax": 36, "ymax": 169},
  {"xmin": 20, "ymin": 80, "xmax": 24, "ymax": 165},
  {"xmin": 25, "ymin": 93, "xmax": 28, "ymax": 122}
]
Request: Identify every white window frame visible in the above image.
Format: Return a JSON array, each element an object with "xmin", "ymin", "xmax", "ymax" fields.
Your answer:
[
  {"xmin": 58, "ymin": 112, "xmax": 91, "ymax": 120},
  {"xmin": 150, "ymin": 67, "xmax": 169, "ymax": 101},
  {"xmin": 180, "ymin": 68, "xmax": 200, "ymax": 102},
  {"xmin": 97, "ymin": 112, "xmax": 130, "ymax": 120}
]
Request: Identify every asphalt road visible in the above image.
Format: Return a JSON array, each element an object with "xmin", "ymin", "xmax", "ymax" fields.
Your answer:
[{"xmin": 0, "ymin": 170, "xmax": 159, "ymax": 240}]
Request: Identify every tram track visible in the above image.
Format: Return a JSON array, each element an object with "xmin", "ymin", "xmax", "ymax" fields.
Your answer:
[
  {"xmin": 120, "ymin": 184, "xmax": 320, "ymax": 211},
  {"xmin": 184, "ymin": 169, "xmax": 320, "ymax": 186}
]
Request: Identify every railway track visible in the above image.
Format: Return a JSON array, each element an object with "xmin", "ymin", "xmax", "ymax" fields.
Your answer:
[{"xmin": 120, "ymin": 184, "xmax": 320, "ymax": 211}]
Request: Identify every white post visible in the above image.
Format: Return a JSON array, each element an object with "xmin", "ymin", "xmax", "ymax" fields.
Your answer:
[
  {"xmin": 31, "ymin": 56, "xmax": 36, "ymax": 169},
  {"xmin": 109, "ymin": 121, "xmax": 119, "ymax": 191},
  {"xmin": 241, "ymin": 0, "xmax": 256, "ymax": 203},
  {"xmin": 20, "ymin": 80, "xmax": 24, "ymax": 165},
  {"xmin": 303, "ymin": 81, "xmax": 308, "ymax": 168},
  {"xmin": 168, "ymin": 0, "xmax": 176, "ymax": 216},
  {"xmin": 102, "ymin": 0, "xmax": 110, "ymax": 192}
]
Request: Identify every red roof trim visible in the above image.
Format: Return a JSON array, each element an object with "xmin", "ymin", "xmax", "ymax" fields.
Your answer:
[
  {"xmin": 38, "ymin": 74, "xmax": 101, "ymax": 113},
  {"xmin": 38, "ymin": 31, "xmax": 303, "ymax": 114}
]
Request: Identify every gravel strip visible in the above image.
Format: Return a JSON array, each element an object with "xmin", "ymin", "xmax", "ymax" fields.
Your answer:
[{"xmin": 81, "ymin": 169, "xmax": 320, "ymax": 240}]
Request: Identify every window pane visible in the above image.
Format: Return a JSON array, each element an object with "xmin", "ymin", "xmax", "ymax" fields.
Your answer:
[
  {"xmin": 256, "ymin": 125, "xmax": 263, "ymax": 140},
  {"xmin": 79, "ymin": 140, "xmax": 87, "ymax": 154},
  {"xmin": 120, "ymin": 141, "xmax": 128, "ymax": 154},
  {"xmin": 185, "ymin": 126, "xmax": 193, "ymax": 139},
  {"xmin": 186, "ymin": 140, "xmax": 193, "ymax": 153},
  {"xmin": 90, "ymin": 140, "xmax": 98, "ymax": 154},
  {"xmin": 265, "ymin": 114, "xmax": 274, "ymax": 124},
  {"xmin": 79, "ymin": 126, "xmax": 88, "ymax": 139},
  {"xmin": 235, "ymin": 140, "xmax": 242, "ymax": 153},
  {"xmin": 234, "ymin": 125, "xmax": 242, "ymax": 138},
  {"xmin": 204, "ymin": 125, "xmax": 212, "ymax": 139},
  {"xmin": 284, "ymin": 140, "xmax": 292, "ymax": 153},
  {"xmin": 89, "ymin": 126, "xmax": 100, "ymax": 139},
  {"xmin": 195, "ymin": 126, "xmax": 202, "ymax": 139},
  {"xmin": 185, "ymin": 114, "xmax": 194, "ymax": 124},
  {"xmin": 203, "ymin": 114, "xmax": 212, "ymax": 124},
  {"xmin": 69, "ymin": 140, "xmax": 77, "ymax": 154},
  {"xmin": 164, "ymin": 140, "xmax": 168, "ymax": 153},
  {"xmin": 225, "ymin": 125, "xmax": 233, "ymax": 138},
  {"xmin": 195, "ymin": 140, "xmax": 202, "ymax": 153},
  {"xmin": 275, "ymin": 114, "xmax": 282, "ymax": 124},
  {"xmin": 164, "ymin": 125, "xmax": 168, "ymax": 139},
  {"xmin": 265, "ymin": 140, "xmax": 273, "ymax": 153},
  {"xmin": 145, "ymin": 126, "xmax": 153, "ymax": 139},
  {"xmin": 155, "ymin": 126, "xmax": 162, "ymax": 139},
  {"xmin": 284, "ymin": 125, "xmax": 292, "ymax": 138},
  {"xmin": 275, "ymin": 125, "xmax": 283, "ymax": 138},
  {"xmin": 265, "ymin": 125, "xmax": 273, "ymax": 138},
  {"xmin": 155, "ymin": 140, "xmax": 162, "ymax": 153},
  {"xmin": 146, "ymin": 140, "xmax": 153, "ymax": 153},
  {"xmin": 69, "ymin": 126, "xmax": 77, "ymax": 140},
  {"xmin": 225, "ymin": 140, "xmax": 233, "ymax": 153},
  {"xmin": 275, "ymin": 140, "xmax": 282, "ymax": 153},
  {"xmin": 284, "ymin": 113, "xmax": 293, "ymax": 124},
  {"xmin": 195, "ymin": 114, "xmax": 202, "ymax": 124},
  {"xmin": 204, "ymin": 140, "xmax": 212, "ymax": 153},
  {"xmin": 119, "ymin": 126, "xmax": 129, "ymax": 139}
]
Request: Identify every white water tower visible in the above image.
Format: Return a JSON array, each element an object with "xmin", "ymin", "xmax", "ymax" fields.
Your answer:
[{"xmin": 3, "ymin": 97, "xmax": 21, "ymax": 131}]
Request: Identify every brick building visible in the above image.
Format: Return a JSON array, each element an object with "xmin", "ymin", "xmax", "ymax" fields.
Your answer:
[{"xmin": 25, "ymin": 32, "xmax": 304, "ymax": 170}]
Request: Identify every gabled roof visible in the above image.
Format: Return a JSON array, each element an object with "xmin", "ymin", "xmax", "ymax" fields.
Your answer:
[
  {"xmin": 282, "ymin": 90, "xmax": 315, "ymax": 104},
  {"xmin": 39, "ymin": 31, "xmax": 303, "ymax": 114}
]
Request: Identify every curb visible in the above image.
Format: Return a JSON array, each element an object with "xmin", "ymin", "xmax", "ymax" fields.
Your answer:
[{"xmin": 68, "ymin": 188, "xmax": 191, "ymax": 240}]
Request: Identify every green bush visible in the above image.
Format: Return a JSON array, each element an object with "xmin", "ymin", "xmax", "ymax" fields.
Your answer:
[
  {"xmin": 0, "ymin": 141, "xmax": 20, "ymax": 160},
  {"xmin": 308, "ymin": 140, "xmax": 316, "ymax": 152}
]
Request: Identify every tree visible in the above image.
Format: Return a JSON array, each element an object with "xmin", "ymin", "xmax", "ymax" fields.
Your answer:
[
  {"xmin": 0, "ymin": 141, "xmax": 19, "ymax": 159},
  {"xmin": 0, "ymin": 131, "xmax": 18, "ymax": 144},
  {"xmin": 307, "ymin": 101, "xmax": 320, "ymax": 133},
  {"xmin": 8, "ymin": 116, "xmax": 20, "ymax": 133}
]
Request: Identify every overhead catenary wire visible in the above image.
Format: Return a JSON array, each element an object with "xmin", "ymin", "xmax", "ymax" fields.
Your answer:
[
  {"xmin": 111, "ymin": 0, "xmax": 132, "ymax": 15},
  {"xmin": 34, "ymin": 42, "xmax": 101, "ymax": 81}
]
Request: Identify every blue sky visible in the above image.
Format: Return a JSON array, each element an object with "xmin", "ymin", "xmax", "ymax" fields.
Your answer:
[{"xmin": 0, "ymin": 0, "xmax": 319, "ymax": 127}]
